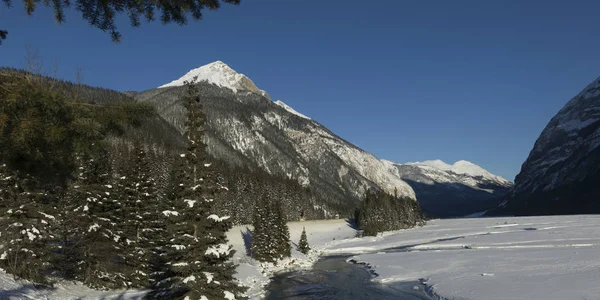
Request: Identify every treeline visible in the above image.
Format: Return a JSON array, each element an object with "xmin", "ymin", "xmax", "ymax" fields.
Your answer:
[
  {"xmin": 0, "ymin": 67, "xmax": 133, "ymax": 104},
  {"xmin": 213, "ymin": 162, "xmax": 333, "ymax": 224},
  {"xmin": 355, "ymin": 189, "xmax": 424, "ymax": 236}
]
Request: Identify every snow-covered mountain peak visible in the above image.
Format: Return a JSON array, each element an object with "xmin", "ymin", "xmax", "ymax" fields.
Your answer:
[
  {"xmin": 413, "ymin": 159, "xmax": 453, "ymax": 170},
  {"xmin": 158, "ymin": 61, "xmax": 261, "ymax": 94},
  {"xmin": 274, "ymin": 100, "xmax": 311, "ymax": 120},
  {"xmin": 451, "ymin": 160, "xmax": 509, "ymax": 183},
  {"xmin": 405, "ymin": 159, "xmax": 510, "ymax": 184}
]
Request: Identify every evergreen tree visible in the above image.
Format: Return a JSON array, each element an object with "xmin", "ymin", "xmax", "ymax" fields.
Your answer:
[
  {"xmin": 0, "ymin": 170, "xmax": 55, "ymax": 284},
  {"xmin": 119, "ymin": 139, "xmax": 158, "ymax": 287},
  {"xmin": 251, "ymin": 196, "xmax": 290, "ymax": 263},
  {"xmin": 355, "ymin": 189, "xmax": 423, "ymax": 236},
  {"xmin": 158, "ymin": 77, "xmax": 246, "ymax": 299},
  {"xmin": 272, "ymin": 199, "xmax": 291, "ymax": 259},
  {"xmin": 297, "ymin": 227, "xmax": 310, "ymax": 255},
  {"xmin": 250, "ymin": 197, "xmax": 273, "ymax": 263},
  {"xmin": 0, "ymin": 72, "xmax": 155, "ymax": 188},
  {"xmin": 61, "ymin": 149, "xmax": 127, "ymax": 289}
]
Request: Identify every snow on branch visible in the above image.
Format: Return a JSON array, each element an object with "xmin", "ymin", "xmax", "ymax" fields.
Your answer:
[
  {"xmin": 162, "ymin": 210, "xmax": 179, "ymax": 217},
  {"xmin": 208, "ymin": 214, "xmax": 231, "ymax": 222},
  {"xmin": 205, "ymin": 244, "xmax": 231, "ymax": 258}
]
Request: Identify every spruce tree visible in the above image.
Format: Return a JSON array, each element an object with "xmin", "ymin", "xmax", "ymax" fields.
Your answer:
[
  {"xmin": 119, "ymin": 139, "xmax": 158, "ymax": 287},
  {"xmin": 159, "ymin": 77, "xmax": 246, "ymax": 299},
  {"xmin": 0, "ymin": 170, "xmax": 55, "ymax": 284},
  {"xmin": 297, "ymin": 227, "xmax": 310, "ymax": 255},
  {"xmin": 251, "ymin": 196, "xmax": 290, "ymax": 263},
  {"xmin": 272, "ymin": 199, "xmax": 291, "ymax": 259},
  {"xmin": 250, "ymin": 197, "xmax": 272, "ymax": 263},
  {"xmin": 61, "ymin": 150, "xmax": 126, "ymax": 289}
]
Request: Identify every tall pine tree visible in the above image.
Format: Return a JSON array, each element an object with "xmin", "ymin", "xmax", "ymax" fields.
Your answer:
[
  {"xmin": 61, "ymin": 149, "xmax": 126, "ymax": 289},
  {"xmin": 251, "ymin": 196, "xmax": 290, "ymax": 263},
  {"xmin": 272, "ymin": 199, "xmax": 291, "ymax": 260},
  {"xmin": 158, "ymin": 77, "xmax": 246, "ymax": 299},
  {"xmin": 119, "ymin": 139, "xmax": 158, "ymax": 287}
]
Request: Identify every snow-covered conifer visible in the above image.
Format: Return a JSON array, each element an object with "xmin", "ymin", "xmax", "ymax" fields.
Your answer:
[
  {"xmin": 297, "ymin": 227, "xmax": 310, "ymax": 255},
  {"xmin": 157, "ymin": 77, "xmax": 246, "ymax": 299}
]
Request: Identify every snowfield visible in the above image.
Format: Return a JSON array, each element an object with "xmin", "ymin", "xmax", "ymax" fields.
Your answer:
[
  {"xmin": 2, "ymin": 216, "xmax": 600, "ymax": 299},
  {"xmin": 325, "ymin": 215, "xmax": 600, "ymax": 300}
]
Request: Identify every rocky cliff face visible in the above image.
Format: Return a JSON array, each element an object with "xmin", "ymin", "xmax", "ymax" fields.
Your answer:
[
  {"xmin": 137, "ymin": 61, "xmax": 416, "ymax": 210},
  {"xmin": 384, "ymin": 160, "xmax": 512, "ymax": 217},
  {"xmin": 491, "ymin": 77, "xmax": 600, "ymax": 215}
]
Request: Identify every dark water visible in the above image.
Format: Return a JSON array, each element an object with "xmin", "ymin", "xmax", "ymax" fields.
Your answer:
[
  {"xmin": 264, "ymin": 235, "xmax": 478, "ymax": 299},
  {"xmin": 264, "ymin": 255, "xmax": 434, "ymax": 300}
]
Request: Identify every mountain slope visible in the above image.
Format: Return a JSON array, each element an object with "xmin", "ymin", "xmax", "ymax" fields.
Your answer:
[
  {"xmin": 137, "ymin": 61, "xmax": 416, "ymax": 211},
  {"xmin": 490, "ymin": 76, "xmax": 600, "ymax": 216},
  {"xmin": 384, "ymin": 160, "xmax": 512, "ymax": 217}
]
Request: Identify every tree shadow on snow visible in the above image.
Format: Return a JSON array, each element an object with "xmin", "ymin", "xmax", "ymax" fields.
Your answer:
[
  {"xmin": 0, "ymin": 283, "xmax": 56, "ymax": 299},
  {"xmin": 241, "ymin": 227, "xmax": 253, "ymax": 257},
  {"xmin": 75, "ymin": 292, "xmax": 144, "ymax": 300},
  {"xmin": 346, "ymin": 218, "xmax": 359, "ymax": 230}
]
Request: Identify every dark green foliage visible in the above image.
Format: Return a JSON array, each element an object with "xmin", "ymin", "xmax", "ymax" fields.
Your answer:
[
  {"xmin": 297, "ymin": 227, "xmax": 310, "ymax": 255},
  {"xmin": 213, "ymin": 162, "xmax": 333, "ymax": 225},
  {"xmin": 0, "ymin": 71, "xmax": 157, "ymax": 288},
  {"xmin": 0, "ymin": 168, "xmax": 55, "ymax": 285},
  {"xmin": 251, "ymin": 196, "xmax": 291, "ymax": 263},
  {"xmin": 355, "ymin": 189, "xmax": 423, "ymax": 236},
  {"xmin": 272, "ymin": 199, "xmax": 291, "ymax": 259},
  {"xmin": 0, "ymin": 70, "xmax": 156, "ymax": 188},
  {"xmin": 118, "ymin": 139, "xmax": 158, "ymax": 287},
  {"xmin": 250, "ymin": 197, "xmax": 275, "ymax": 263},
  {"xmin": 61, "ymin": 150, "xmax": 127, "ymax": 289},
  {"xmin": 1, "ymin": 0, "xmax": 240, "ymax": 43}
]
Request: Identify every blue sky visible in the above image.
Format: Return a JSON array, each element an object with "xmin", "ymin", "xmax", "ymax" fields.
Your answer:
[{"xmin": 2, "ymin": 0, "xmax": 600, "ymax": 181}]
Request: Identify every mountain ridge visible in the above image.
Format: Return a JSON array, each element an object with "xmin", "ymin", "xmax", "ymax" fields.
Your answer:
[
  {"xmin": 385, "ymin": 159, "xmax": 512, "ymax": 217},
  {"xmin": 490, "ymin": 76, "xmax": 600, "ymax": 216},
  {"xmin": 148, "ymin": 61, "xmax": 513, "ymax": 217}
]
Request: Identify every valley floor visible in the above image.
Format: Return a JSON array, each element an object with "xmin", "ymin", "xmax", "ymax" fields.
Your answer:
[
  {"xmin": 325, "ymin": 215, "xmax": 600, "ymax": 300},
  {"xmin": 2, "ymin": 215, "xmax": 599, "ymax": 299}
]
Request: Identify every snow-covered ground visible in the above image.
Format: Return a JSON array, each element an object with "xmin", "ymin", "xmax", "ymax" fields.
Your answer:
[
  {"xmin": 0, "ymin": 269, "xmax": 147, "ymax": 299},
  {"xmin": 4, "ymin": 215, "xmax": 599, "ymax": 299},
  {"xmin": 325, "ymin": 215, "xmax": 600, "ymax": 300}
]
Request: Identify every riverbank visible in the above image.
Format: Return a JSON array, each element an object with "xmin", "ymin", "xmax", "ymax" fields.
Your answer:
[{"xmin": 228, "ymin": 219, "xmax": 357, "ymax": 299}]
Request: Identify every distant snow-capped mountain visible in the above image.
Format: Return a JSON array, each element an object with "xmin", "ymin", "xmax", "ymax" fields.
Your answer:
[
  {"xmin": 385, "ymin": 159, "xmax": 512, "ymax": 217},
  {"xmin": 490, "ymin": 77, "xmax": 600, "ymax": 216},
  {"xmin": 406, "ymin": 159, "xmax": 511, "ymax": 185},
  {"xmin": 140, "ymin": 61, "xmax": 417, "ymax": 209}
]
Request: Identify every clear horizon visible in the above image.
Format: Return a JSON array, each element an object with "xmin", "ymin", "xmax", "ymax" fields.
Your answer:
[{"xmin": 2, "ymin": 0, "xmax": 600, "ymax": 181}]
